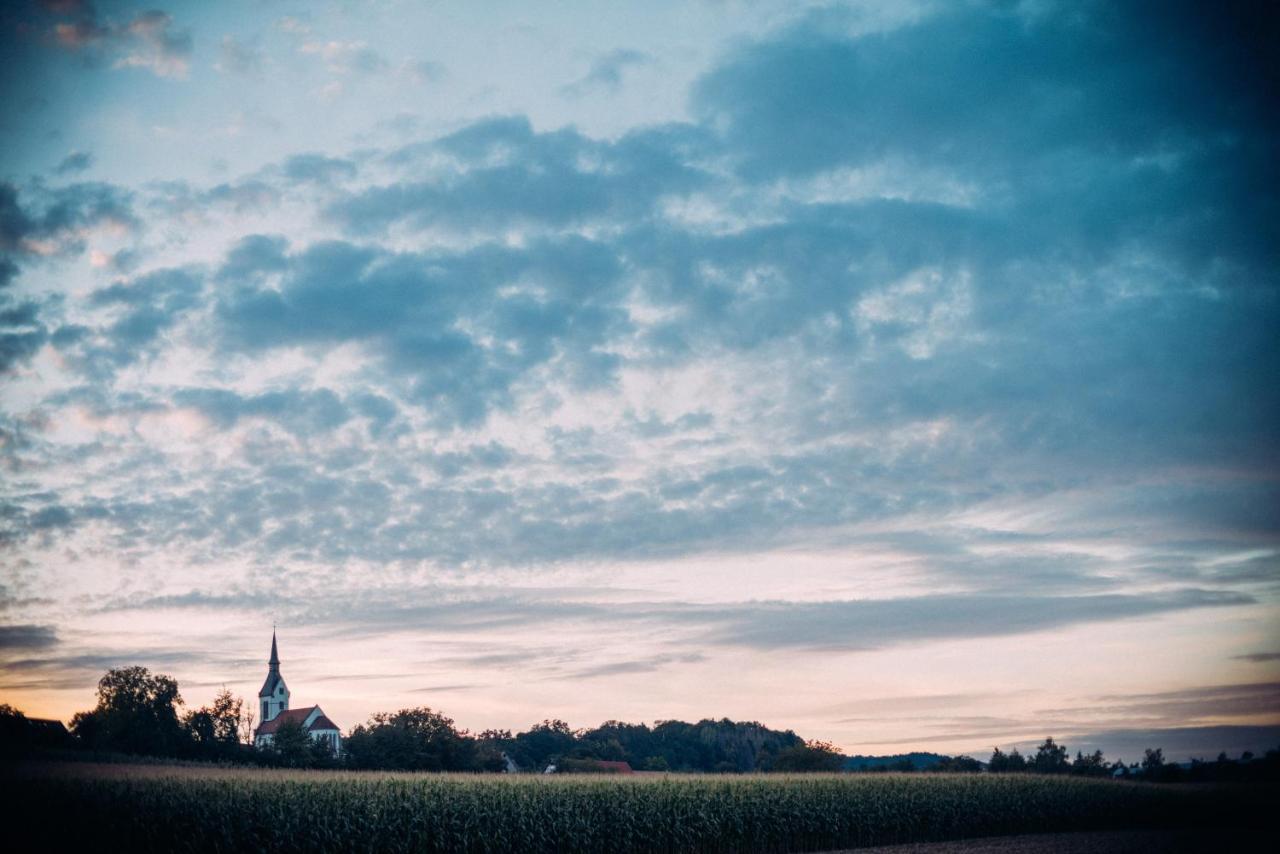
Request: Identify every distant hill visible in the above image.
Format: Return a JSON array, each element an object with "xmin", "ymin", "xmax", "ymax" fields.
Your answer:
[{"xmin": 843, "ymin": 752, "xmax": 948, "ymax": 771}]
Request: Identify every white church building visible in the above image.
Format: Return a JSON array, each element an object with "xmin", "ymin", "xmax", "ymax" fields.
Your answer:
[{"xmin": 253, "ymin": 631, "xmax": 342, "ymax": 754}]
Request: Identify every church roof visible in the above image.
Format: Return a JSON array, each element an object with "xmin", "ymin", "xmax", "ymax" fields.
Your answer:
[
  {"xmin": 259, "ymin": 670, "xmax": 286, "ymax": 698},
  {"xmin": 255, "ymin": 706, "xmax": 341, "ymax": 736},
  {"xmin": 308, "ymin": 714, "xmax": 340, "ymax": 732},
  {"xmin": 259, "ymin": 630, "xmax": 286, "ymax": 697},
  {"xmin": 255, "ymin": 706, "xmax": 316, "ymax": 736}
]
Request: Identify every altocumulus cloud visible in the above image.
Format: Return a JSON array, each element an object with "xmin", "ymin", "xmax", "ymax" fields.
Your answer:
[{"xmin": 0, "ymin": 0, "xmax": 1276, "ymax": 722}]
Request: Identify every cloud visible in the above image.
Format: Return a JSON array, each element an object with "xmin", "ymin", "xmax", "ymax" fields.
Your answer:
[
  {"xmin": 0, "ymin": 623, "xmax": 58, "ymax": 650},
  {"xmin": 0, "ymin": 298, "xmax": 47, "ymax": 373},
  {"xmin": 1, "ymin": 180, "xmax": 138, "ymax": 259},
  {"xmin": 150, "ymin": 179, "xmax": 279, "ymax": 218},
  {"xmin": 335, "ymin": 117, "xmax": 712, "ymax": 234},
  {"xmin": 301, "ymin": 40, "xmax": 387, "ymax": 75},
  {"xmin": 54, "ymin": 151, "xmax": 92, "ymax": 175},
  {"xmin": 281, "ymin": 153, "xmax": 357, "ymax": 185},
  {"xmin": 398, "ymin": 59, "xmax": 445, "ymax": 85},
  {"xmin": 103, "ymin": 586, "xmax": 1254, "ymax": 656},
  {"xmin": 3, "ymin": 0, "xmax": 1277, "ymax": 736},
  {"xmin": 569, "ymin": 652, "xmax": 705, "ymax": 679},
  {"xmin": 214, "ymin": 233, "xmax": 630, "ymax": 426},
  {"xmin": 695, "ymin": 590, "xmax": 1256, "ymax": 652},
  {"xmin": 1235, "ymin": 652, "xmax": 1280, "ymax": 663},
  {"xmin": 1078, "ymin": 682, "xmax": 1280, "ymax": 723},
  {"xmin": 49, "ymin": 6, "xmax": 193, "ymax": 79},
  {"xmin": 561, "ymin": 49, "xmax": 649, "ymax": 97},
  {"xmin": 54, "ymin": 267, "xmax": 204, "ymax": 373},
  {"xmin": 215, "ymin": 36, "xmax": 263, "ymax": 75},
  {"xmin": 172, "ymin": 387, "xmax": 353, "ymax": 435},
  {"xmin": 0, "ymin": 648, "xmax": 232, "ymax": 692}
]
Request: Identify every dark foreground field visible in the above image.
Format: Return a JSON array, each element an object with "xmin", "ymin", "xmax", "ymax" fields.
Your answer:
[{"xmin": 2, "ymin": 761, "xmax": 1272, "ymax": 853}]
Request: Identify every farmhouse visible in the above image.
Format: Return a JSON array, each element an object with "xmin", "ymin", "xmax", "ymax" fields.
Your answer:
[{"xmin": 252, "ymin": 631, "xmax": 342, "ymax": 753}]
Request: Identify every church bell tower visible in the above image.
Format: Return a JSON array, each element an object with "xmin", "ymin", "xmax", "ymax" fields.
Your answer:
[{"xmin": 257, "ymin": 629, "xmax": 290, "ymax": 723}]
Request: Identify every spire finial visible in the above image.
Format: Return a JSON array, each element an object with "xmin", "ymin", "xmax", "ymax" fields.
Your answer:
[{"xmin": 269, "ymin": 626, "xmax": 280, "ymax": 667}]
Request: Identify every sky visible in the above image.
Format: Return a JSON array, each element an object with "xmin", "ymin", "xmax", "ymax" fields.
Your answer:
[{"xmin": 1, "ymin": 0, "xmax": 1278, "ymax": 763}]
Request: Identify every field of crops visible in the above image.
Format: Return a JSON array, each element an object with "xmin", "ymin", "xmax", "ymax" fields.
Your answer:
[{"xmin": 2, "ymin": 761, "xmax": 1268, "ymax": 853}]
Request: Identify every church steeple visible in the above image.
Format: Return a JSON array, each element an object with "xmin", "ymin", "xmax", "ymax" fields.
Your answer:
[{"xmin": 258, "ymin": 628, "xmax": 289, "ymax": 722}]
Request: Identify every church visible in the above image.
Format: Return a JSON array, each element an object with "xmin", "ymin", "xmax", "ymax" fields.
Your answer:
[{"xmin": 252, "ymin": 630, "xmax": 342, "ymax": 754}]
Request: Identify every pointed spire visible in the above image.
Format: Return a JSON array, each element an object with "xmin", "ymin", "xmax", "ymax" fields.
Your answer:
[{"xmin": 269, "ymin": 627, "xmax": 279, "ymax": 668}]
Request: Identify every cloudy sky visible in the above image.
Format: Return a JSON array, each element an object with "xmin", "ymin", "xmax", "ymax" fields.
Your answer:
[{"xmin": 1, "ymin": 0, "xmax": 1277, "ymax": 761}]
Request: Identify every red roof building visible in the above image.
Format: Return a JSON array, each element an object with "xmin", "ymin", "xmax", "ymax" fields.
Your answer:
[{"xmin": 252, "ymin": 632, "xmax": 342, "ymax": 755}]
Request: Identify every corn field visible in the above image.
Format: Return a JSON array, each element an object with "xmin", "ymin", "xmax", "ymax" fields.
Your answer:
[{"xmin": 2, "ymin": 764, "xmax": 1262, "ymax": 853}]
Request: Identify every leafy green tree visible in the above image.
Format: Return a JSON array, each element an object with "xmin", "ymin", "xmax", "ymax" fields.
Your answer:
[{"xmin": 70, "ymin": 667, "xmax": 188, "ymax": 757}]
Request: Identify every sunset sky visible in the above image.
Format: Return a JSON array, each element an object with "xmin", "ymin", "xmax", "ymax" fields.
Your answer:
[{"xmin": 1, "ymin": 0, "xmax": 1277, "ymax": 762}]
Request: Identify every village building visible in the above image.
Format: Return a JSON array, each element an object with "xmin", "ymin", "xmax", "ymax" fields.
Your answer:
[{"xmin": 253, "ymin": 631, "xmax": 342, "ymax": 754}]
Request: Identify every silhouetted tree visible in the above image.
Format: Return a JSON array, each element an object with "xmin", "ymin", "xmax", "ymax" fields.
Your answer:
[
  {"xmin": 1071, "ymin": 749, "xmax": 1109, "ymax": 776},
  {"xmin": 508, "ymin": 719, "xmax": 579, "ymax": 771},
  {"xmin": 1032, "ymin": 737, "xmax": 1069, "ymax": 774},
  {"xmin": 344, "ymin": 707, "xmax": 481, "ymax": 771},
  {"xmin": 989, "ymin": 746, "xmax": 1028, "ymax": 772},
  {"xmin": 70, "ymin": 667, "xmax": 187, "ymax": 757},
  {"xmin": 270, "ymin": 718, "xmax": 313, "ymax": 767},
  {"xmin": 932, "ymin": 755, "xmax": 982, "ymax": 773},
  {"xmin": 769, "ymin": 740, "xmax": 845, "ymax": 772},
  {"xmin": 184, "ymin": 688, "xmax": 246, "ymax": 760}
]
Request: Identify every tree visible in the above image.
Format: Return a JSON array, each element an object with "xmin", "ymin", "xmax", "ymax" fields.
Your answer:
[
  {"xmin": 1140, "ymin": 747, "xmax": 1182, "ymax": 781},
  {"xmin": 988, "ymin": 746, "xmax": 1026, "ymax": 773},
  {"xmin": 932, "ymin": 755, "xmax": 982, "ymax": 773},
  {"xmin": 270, "ymin": 718, "xmax": 313, "ymax": 767},
  {"xmin": 769, "ymin": 740, "xmax": 845, "ymax": 772},
  {"xmin": 308, "ymin": 730, "xmax": 338, "ymax": 767},
  {"xmin": 344, "ymin": 707, "xmax": 479, "ymax": 771},
  {"xmin": 1071, "ymin": 749, "xmax": 1109, "ymax": 776},
  {"xmin": 508, "ymin": 719, "xmax": 579, "ymax": 772},
  {"xmin": 184, "ymin": 688, "xmax": 246, "ymax": 760},
  {"xmin": 0, "ymin": 704, "xmax": 30, "ymax": 748},
  {"xmin": 70, "ymin": 667, "xmax": 187, "ymax": 757},
  {"xmin": 1032, "ymin": 737, "xmax": 1069, "ymax": 774}
]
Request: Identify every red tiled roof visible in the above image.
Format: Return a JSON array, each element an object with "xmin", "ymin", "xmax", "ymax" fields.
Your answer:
[
  {"xmin": 255, "ymin": 706, "xmax": 317, "ymax": 736},
  {"xmin": 595, "ymin": 760, "xmax": 634, "ymax": 774},
  {"xmin": 308, "ymin": 715, "xmax": 340, "ymax": 732}
]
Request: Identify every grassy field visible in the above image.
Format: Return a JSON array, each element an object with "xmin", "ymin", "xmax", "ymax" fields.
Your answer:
[{"xmin": 2, "ymin": 761, "xmax": 1270, "ymax": 853}]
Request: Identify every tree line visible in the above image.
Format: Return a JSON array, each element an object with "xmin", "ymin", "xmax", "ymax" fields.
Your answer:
[
  {"xmin": 2, "ymin": 667, "xmax": 1276, "ymax": 781},
  {"xmin": 0, "ymin": 667, "xmax": 842, "ymax": 772},
  {"xmin": 981, "ymin": 736, "xmax": 1280, "ymax": 783}
]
